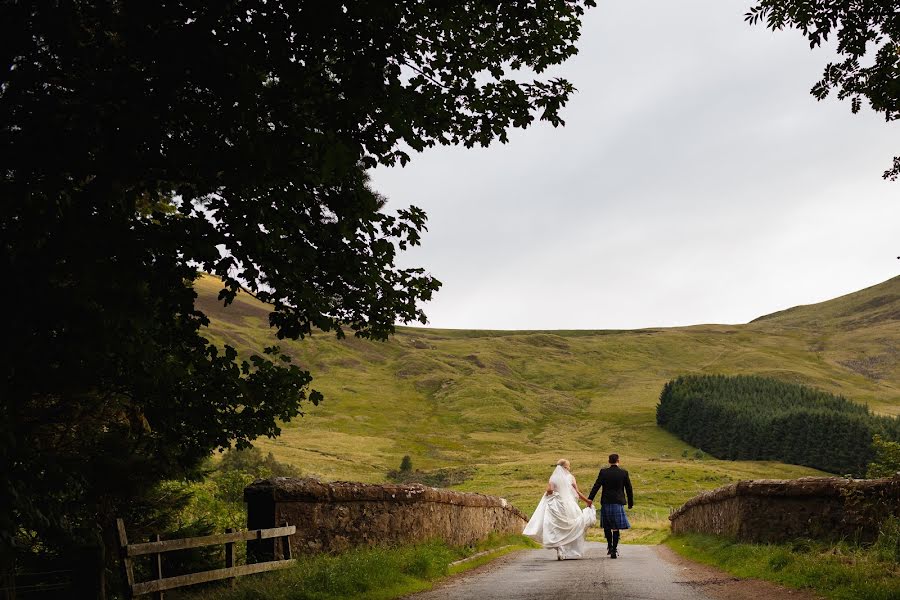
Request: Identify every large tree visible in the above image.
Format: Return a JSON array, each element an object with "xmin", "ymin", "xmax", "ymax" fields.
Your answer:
[
  {"xmin": 0, "ymin": 0, "xmax": 596, "ymax": 593},
  {"xmin": 746, "ymin": 0, "xmax": 899, "ymax": 180}
]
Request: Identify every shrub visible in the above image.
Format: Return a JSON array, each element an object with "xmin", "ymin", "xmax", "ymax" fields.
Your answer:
[
  {"xmin": 867, "ymin": 435, "xmax": 900, "ymax": 478},
  {"xmin": 399, "ymin": 455, "xmax": 413, "ymax": 472}
]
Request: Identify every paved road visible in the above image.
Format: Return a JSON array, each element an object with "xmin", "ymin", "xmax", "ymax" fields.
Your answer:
[{"xmin": 407, "ymin": 543, "xmax": 731, "ymax": 600}]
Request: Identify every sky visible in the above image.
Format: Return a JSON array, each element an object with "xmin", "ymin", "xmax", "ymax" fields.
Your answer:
[{"xmin": 370, "ymin": 0, "xmax": 898, "ymax": 331}]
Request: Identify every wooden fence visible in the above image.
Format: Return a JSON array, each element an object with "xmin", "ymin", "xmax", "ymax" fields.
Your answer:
[
  {"xmin": 116, "ymin": 518, "xmax": 295, "ymax": 598},
  {"xmin": 0, "ymin": 568, "xmax": 75, "ymax": 598}
]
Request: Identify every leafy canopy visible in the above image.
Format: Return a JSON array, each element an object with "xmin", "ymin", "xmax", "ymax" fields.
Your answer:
[
  {"xmin": 0, "ymin": 0, "xmax": 597, "ymax": 586},
  {"xmin": 746, "ymin": 0, "xmax": 899, "ymax": 180},
  {"xmin": 867, "ymin": 435, "xmax": 900, "ymax": 478}
]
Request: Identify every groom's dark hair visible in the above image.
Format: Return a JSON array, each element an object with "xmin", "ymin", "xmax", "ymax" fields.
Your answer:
[{"xmin": 609, "ymin": 453, "xmax": 619, "ymax": 464}]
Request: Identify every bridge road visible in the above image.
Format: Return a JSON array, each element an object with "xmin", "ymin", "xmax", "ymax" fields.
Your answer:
[{"xmin": 406, "ymin": 542, "xmax": 818, "ymax": 600}]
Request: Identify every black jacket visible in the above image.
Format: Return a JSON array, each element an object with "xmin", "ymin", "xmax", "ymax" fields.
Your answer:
[{"xmin": 588, "ymin": 465, "xmax": 633, "ymax": 507}]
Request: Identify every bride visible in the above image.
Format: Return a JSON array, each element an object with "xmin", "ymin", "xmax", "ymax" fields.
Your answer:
[{"xmin": 523, "ymin": 459, "xmax": 597, "ymax": 559}]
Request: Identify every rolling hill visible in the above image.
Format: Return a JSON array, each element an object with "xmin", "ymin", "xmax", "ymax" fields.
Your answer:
[{"xmin": 194, "ymin": 274, "xmax": 900, "ymax": 540}]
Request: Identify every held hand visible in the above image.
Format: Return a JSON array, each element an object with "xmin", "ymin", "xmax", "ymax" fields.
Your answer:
[{"xmin": 586, "ymin": 499, "xmax": 593, "ymax": 507}]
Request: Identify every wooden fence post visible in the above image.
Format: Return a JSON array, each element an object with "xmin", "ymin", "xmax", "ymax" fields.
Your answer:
[
  {"xmin": 224, "ymin": 528, "xmax": 235, "ymax": 588},
  {"xmin": 116, "ymin": 519, "xmax": 134, "ymax": 599},
  {"xmin": 281, "ymin": 522, "xmax": 292, "ymax": 561},
  {"xmin": 152, "ymin": 535, "xmax": 164, "ymax": 600}
]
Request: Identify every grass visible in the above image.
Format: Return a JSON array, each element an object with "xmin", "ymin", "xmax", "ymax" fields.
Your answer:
[
  {"xmin": 194, "ymin": 274, "xmax": 900, "ymax": 525},
  {"xmin": 594, "ymin": 510, "xmax": 672, "ymax": 545},
  {"xmin": 171, "ymin": 534, "xmax": 538, "ymax": 600},
  {"xmin": 666, "ymin": 533, "xmax": 900, "ymax": 600}
]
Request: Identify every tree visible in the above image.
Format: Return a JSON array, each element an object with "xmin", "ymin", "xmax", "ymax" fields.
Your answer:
[
  {"xmin": 400, "ymin": 455, "xmax": 413, "ymax": 473},
  {"xmin": 1, "ymin": 1, "xmax": 596, "ymax": 593},
  {"xmin": 746, "ymin": 1, "xmax": 899, "ymax": 180},
  {"xmin": 656, "ymin": 374, "xmax": 898, "ymax": 475},
  {"xmin": 868, "ymin": 435, "xmax": 900, "ymax": 478}
]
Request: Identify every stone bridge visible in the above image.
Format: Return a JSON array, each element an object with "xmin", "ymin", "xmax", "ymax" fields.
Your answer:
[
  {"xmin": 669, "ymin": 475, "xmax": 900, "ymax": 543},
  {"xmin": 244, "ymin": 477, "xmax": 527, "ymax": 557}
]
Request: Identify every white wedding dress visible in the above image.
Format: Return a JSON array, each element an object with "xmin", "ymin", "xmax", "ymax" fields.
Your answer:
[{"xmin": 523, "ymin": 466, "xmax": 597, "ymax": 559}]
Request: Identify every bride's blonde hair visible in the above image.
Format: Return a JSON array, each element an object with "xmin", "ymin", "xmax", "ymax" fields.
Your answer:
[{"xmin": 556, "ymin": 458, "xmax": 570, "ymax": 469}]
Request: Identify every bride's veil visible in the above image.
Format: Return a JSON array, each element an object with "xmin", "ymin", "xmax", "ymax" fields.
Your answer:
[
  {"xmin": 523, "ymin": 463, "xmax": 585, "ymax": 541},
  {"xmin": 548, "ymin": 465, "xmax": 576, "ymax": 502}
]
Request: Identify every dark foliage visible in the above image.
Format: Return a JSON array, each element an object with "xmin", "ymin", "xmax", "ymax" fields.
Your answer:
[
  {"xmin": 746, "ymin": 1, "xmax": 899, "ymax": 180},
  {"xmin": 399, "ymin": 455, "xmax": 413, "ymax": 473},
  {"xmin": 867, "ymin": 435, "xmax": 900, "ymax": 478},
  {"xmin": 656, "ymin": 375, "xmax": 900, "ymax": 475},
  {"xmin": 1, "ymin": 1, "xmax": 596, "ymax": 594}
]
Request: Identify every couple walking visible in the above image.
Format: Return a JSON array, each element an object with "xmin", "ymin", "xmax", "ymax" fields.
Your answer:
[{"xmin": 523, "ymin": 454, "xmax": 634, "ymax": 559}]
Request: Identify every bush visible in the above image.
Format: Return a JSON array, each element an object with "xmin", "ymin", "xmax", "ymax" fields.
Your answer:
[
  {"xmin": 399, "ymin": 455, "xmax": 413, "ymax": 472},
  {"xmin": 162, "ymin": 448, "xmax": 302, "ymax": 543},
  {"xmin": 867, "ymin": 435, "xmax": 900, "ymax": 478},
  {"xmin": 213, "ymin": 470, "xmax": 258, "ymax": 504}
]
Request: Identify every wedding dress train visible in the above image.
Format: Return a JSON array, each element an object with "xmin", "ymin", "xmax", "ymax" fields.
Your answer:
[{"xmin": 522, "ymin": 465, "xmax": 596, "ymax": 559}]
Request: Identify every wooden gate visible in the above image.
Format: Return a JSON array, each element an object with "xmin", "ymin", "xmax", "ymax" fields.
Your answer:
[{"xmin": 116, "ymin": 518, "xmax": 295, "ymax": 598}]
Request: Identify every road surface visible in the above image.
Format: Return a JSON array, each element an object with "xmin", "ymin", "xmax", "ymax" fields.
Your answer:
[{"xmin": 406, "ymin": 543, "xmax": 818, "ymax": 600}]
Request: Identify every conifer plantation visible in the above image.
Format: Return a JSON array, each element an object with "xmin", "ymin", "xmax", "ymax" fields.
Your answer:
[{"xmin": 657, "ymin": 375, "xmax": 900, "ymax": 476}]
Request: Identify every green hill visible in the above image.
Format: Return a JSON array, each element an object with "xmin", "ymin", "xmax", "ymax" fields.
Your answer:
[
  {"xmin": 194, "ymin": 274, "xmax": 900, "ymax": 540},
  {"xmin": 751, "ymin": 275, "xmax": 900, "ymax": 331}
]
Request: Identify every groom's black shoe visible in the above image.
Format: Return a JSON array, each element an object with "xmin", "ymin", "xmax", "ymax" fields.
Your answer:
[{"xmin": 610, "ymin": 548, "xmax": 617, "ymax": 559}]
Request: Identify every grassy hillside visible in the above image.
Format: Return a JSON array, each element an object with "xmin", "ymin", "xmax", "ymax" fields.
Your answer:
[{"xmin": 194, "ymin": 274, "xmax": 900, "ymax": 540}]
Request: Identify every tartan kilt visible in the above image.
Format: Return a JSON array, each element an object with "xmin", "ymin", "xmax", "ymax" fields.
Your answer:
[{"xmin": 599, "ymin": 503, "xmax": 631, "ymax": 530}]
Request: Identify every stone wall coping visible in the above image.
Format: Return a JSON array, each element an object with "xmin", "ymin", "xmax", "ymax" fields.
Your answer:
[
  {"xmin": 244, "ymin": 477, "xmax": 527, "ymax": 521},
  {"xmin": 669, "ymin": 476, "xmax": 900, "ymax": 521}
]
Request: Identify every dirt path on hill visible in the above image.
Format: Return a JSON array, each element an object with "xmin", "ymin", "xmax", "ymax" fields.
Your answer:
[{"xmin": 405, "ymin": 542, "xmax": 821, "ymax": 600}]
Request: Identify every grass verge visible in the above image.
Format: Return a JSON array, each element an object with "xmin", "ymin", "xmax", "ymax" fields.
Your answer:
[
  {"xmin": 666, "ymin": 533, "xmax": 900, "ymax": 600},
  {"xmin": 172, "ymin": 534, "xmax": 538, "ymax": 600}
]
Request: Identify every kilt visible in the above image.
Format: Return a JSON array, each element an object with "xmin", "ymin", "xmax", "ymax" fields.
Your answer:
[{"xmin": 599, "ymin": 503, "xmax": 631, "ymax": 530}]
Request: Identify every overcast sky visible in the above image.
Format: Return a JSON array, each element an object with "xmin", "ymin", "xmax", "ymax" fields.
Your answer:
[{"xmin": 371, "ymin": 0, "xmax": 898, "ymax": 331}]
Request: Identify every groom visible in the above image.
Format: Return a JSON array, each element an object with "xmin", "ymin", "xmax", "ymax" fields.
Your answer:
[{"xmin": 587, "ymin": 453, "xmax": 634, "ymax": 559}]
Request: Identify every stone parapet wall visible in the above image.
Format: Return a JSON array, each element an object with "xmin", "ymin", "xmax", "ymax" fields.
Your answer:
[
  {"xmin": 244, "ymin": 478, "xmax": 527, "ymax": 557},
  {"xmin": 669, "ymin": 476, "xmax": 900, "ymax": 543}
]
